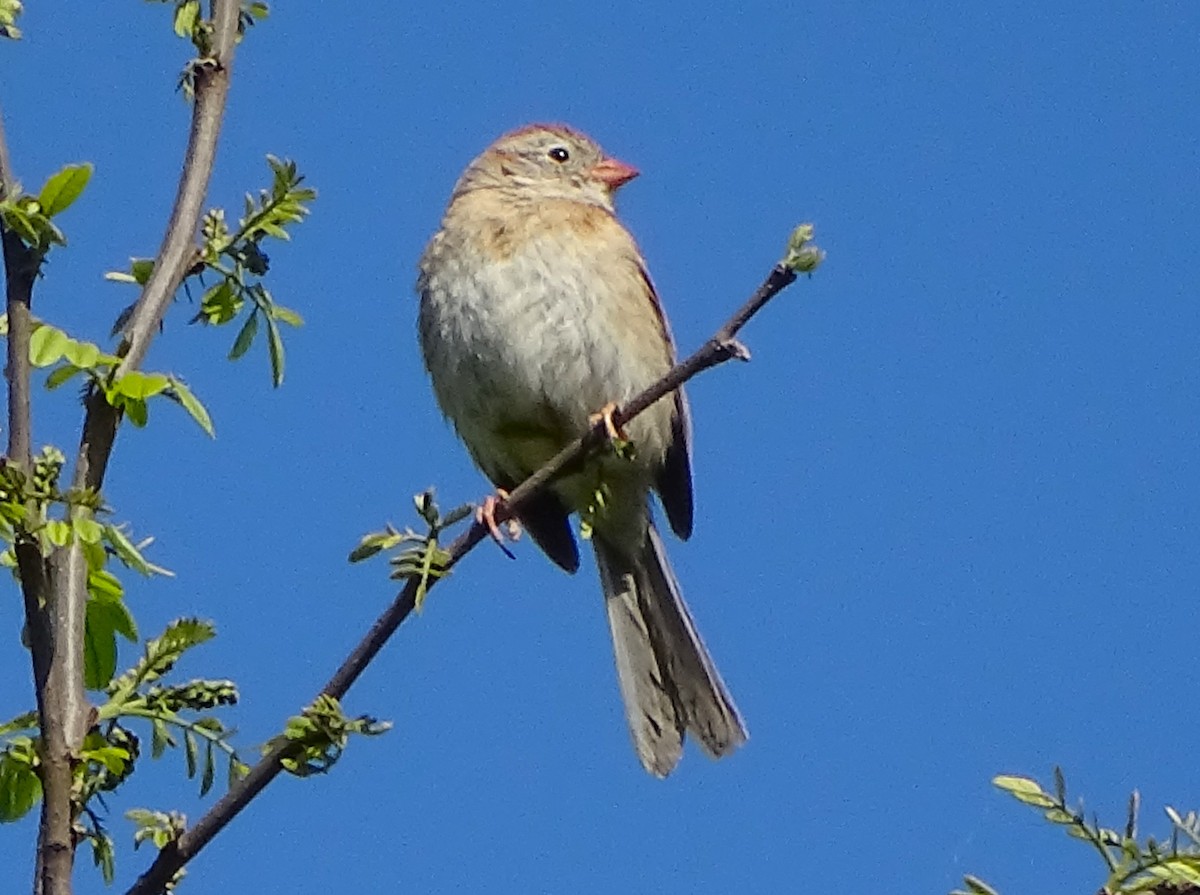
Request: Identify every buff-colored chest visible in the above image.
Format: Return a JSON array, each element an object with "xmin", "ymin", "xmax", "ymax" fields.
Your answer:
[{"xmin": 417, "ymin": 193, "xmax": 677, "ymax": 491}]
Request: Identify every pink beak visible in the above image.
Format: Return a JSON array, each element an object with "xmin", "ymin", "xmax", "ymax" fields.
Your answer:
[{"xmin": 591, "ymin": 157, "xmax": 640, "ymax": 189}]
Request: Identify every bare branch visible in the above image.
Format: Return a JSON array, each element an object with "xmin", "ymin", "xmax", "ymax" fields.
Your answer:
[
  {"xmin": 0, "ymin": 101, "xmax": 16, "ymax": 200},
  {"xmin": 125, "ymin": 235, "xmax": 820, "ymax": 895},
  {"xmin": 72, "ymin": 0, "xmax": 240, "ymax": 494},
  {"xmin": 2, "ymin": 104, "xmax": 34, "ymax": 468},
  {"xmin": 2, "ymin": 228, "xmax": 33, "ymax": 464}
]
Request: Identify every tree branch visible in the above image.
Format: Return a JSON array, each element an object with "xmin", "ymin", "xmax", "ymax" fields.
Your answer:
[
  {"xmin": 72, "ymin": 0, "xmax": 240, "ymax": 494},
  {"xmin": 3, "ymin": 4, "xmax": 241, "ymax": 894},
  {"xmin": 1, "ymin": 98, "xmax": 70, "ymax": 895},
  {"xmin": 2, "ymin": 102, "xmax": 34, "ymax": 468},
  {"xmin": 52, "ymin": 7, "xmax": 243, "ymax": 815},
  {"xmin": 125, "ymin": 228, "xmax": 822, "ymax": 895}
]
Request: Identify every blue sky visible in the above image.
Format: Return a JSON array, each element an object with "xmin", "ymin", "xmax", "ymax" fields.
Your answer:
[{"xmin": 2, "ymin": 1, "xmax": 1199, "ymax": 892}]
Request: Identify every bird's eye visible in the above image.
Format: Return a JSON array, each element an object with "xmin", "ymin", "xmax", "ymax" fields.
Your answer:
[{"xmin": 547, "ymin": 146, "xmax": 570, "ymax": 163}]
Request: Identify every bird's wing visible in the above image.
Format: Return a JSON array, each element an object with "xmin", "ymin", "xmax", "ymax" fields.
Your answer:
[{"xmin": 637, "ymin": 264, "xmax": 694, "ymax": 540}]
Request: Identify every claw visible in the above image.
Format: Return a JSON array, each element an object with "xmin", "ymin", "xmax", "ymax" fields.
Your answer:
[
  {"xmin": 477, "ymin": 489, "xmax": 520, "ymax": 559},
  {"xmin": 589, "ymin": 401, "xmax": 627, "ymax": 442}
]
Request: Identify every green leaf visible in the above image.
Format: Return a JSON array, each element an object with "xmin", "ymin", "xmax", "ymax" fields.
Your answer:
[
  {"xmin": 62, "ymin": 338, "xmax": 102, "ymax": 369},
  {"xmin": 0, "ymin": 203, "xmax": 39, "ymax": 245},
  {"xmin": 265, "ymin": 313, "xmax": 285, "ymax": 386},
  {"xmin": 165, "ymin": 378, "xmax": 215, "ymax": 438},
  {"xmin": 228, "ymin": 309, "xmax": 258, "ymax": 360},
  {"xmin": 45, "ymin": 364, "xmax": 84, "ymax": 390},
  {"xmin": 993, "ymin": 774, "xmax": 1056, "ymax": 808},
  {"xmin": 126, "ymin": 807, "xmax": 156, "ymax": 828},
  {"xmin": 150, "ymin": 720, "xmax": 170, "ymax": 759},
  {"xmin": 101, "ymin": 524, "xmax": 144, "ymax": 571},
  {"xmin": 87, "ymin": 829, "xmax": 115, "ymax": 885},
  {"xmin": 105, "ymin": 258, "xmax": 155, "ymax": 286},
  {"xmin": 958, "ymin": 876, "xmax": 999, "ymax": 895},
  {"xmin": 28, "ymin": 325, "xmax": 70, "ymax": 367},
  {"xmin": 197, "ymin": 280, "xmax": 240, "ymax": 325},
  {"xmin": 114, "ymin": 370, "xmax": 171, "ymax": 400},
  {"xmin": 781, "ymin": 222, "xmax": 824, "ymax": 274},
  {"xmin": 87, "ymin": 566, "xmax": 124, "ymax": 600},
  {"xmin": 89, "ymin": 588, "xmax": 137, "ymax": 644},
  {"xmin": 348, "ymin": 527, "xmax": 407, "ymax": 563},
  {"xmin": 124, "ymin": 397, "xmax": 149, "ymax": 428},
  {"xmin": 44, "ymin": 519, "xmax": 72, "ymax": 547},
  {"xmin": 100, "ymin": 523, "xmax": 171, "ymax": 578},
  {"xmin": 84, "ymin": 744, "xmax": 131, "ymax": 775},
  {"xmin": 126, "ymin": 808, "xmax": 185, "ymax": 852},
  {"xmin": 109, "ymin": 618, "xmax": 216, "ymax": 698},
  {"xmin": 85, "ymin": 598, "xmax": 122, "ymax": 690},
  {"xmin": 0, "ymin": 750, "xmax": 42, "ymax": 822},
  {"xmin": 0, "ymin": 711, "xmax": 37, "ymax": 736},
  {"xmin": 43, "ymin": 220, "xmax": 66, "ymax": 247},
  {"xmin": 0, "ymin": 0, "xmax": 23, "ymax": 41},
  {"xmin": 200, "ymin": 742, "xmax": 215, "ymax": 796},
  {"xmin": 131, "ymin": 258, "xmax": 156, "ymax": 282},
  {"xmin": 74, "ymin": 517, "xmax": 103, "ymax": 544},
  {"xmin": 271, "ymin": 694, "xmax": 390, "ymax": 777},
  {"xmin": 269, "ymin": 303, "xmax": 303, "ymax": 327},
  {"xmin": 38, "ymin": 163, "xmax": 93, "ymax": 217},
  {"xmin": 184, "ymin": 730, "xmax": 198, "ymax": 779},
  {"xmin": 173, "ymin": 0, "xmax": 200, "ymax": 37},
  {"xmin": 1156, "ymin": 858, "xmax": 1200, "ymax": 884}
]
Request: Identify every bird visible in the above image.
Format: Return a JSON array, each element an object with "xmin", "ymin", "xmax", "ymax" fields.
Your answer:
[{"xmin": 416, "ymin": 123, "xmax": 747, "ymax": 776}]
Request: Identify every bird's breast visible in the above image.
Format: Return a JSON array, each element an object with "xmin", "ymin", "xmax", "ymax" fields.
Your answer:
[{"xmin": 418, "ymin": 204, "xmax": 675, "ymax": 483}]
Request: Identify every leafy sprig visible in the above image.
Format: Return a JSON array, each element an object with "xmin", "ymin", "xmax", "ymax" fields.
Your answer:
[
  {"xmin": 126, "ymin": 808, "xmax": 187, "ymax": 890},
  {"xmin": 0, "ymin": 617, "xmax": 246, "ymax": 850},
  {"xmin": 100, "ymin": 619, "xmax": 248, "ymax": 800},
  {"xmin": 20, "ymin": 320, "xmax": 215, "ymax": 436},
  {"xmin": 0, "ymin": 443, "xmax": 174, "ymax": 689},
  {"xmin": 350, "ymin": 489, "xmax": 469, "ymax": 609},
  {"xmin": 108, "ymin": 155, "xmax": 314, "ymax": 386},
  {"xmin": 0, "ymin": 0, "xmax": 22, "ymax": 40},
  {"xmin": 148, "ymin": 0, "xmax": 270, "ymax": 95},
  {"xmin": 0, "ymin": 163, "xmax": 92, "ymax": 254},
  {"xmin": 954, "ymin": 769, "xmax": 1200, "ymax": 895},
  {"xmin": 267, "ymin": 694, "xmax": 390, "ymax": 777}
]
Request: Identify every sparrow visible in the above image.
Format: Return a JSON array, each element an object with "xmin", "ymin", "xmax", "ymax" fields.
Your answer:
[{"xmin": 416, "ymin": 123, "xmax": 747, "ymax": 776}]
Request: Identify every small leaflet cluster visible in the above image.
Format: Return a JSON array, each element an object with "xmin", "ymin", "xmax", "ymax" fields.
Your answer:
[{"xmin": 954, "ymin": 769, "xmax": 1200, "ymax": 895}]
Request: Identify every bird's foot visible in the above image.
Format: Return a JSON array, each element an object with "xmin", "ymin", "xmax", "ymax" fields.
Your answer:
[
  {"xmin": 589, "ymin": 402, "xmax": 628, "ymax": 442},
  {"xmin": 477, "ymin": 490, "xmax": 520, "ymax": 559}
]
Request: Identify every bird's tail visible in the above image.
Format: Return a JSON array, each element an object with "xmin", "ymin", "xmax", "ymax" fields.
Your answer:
[{"xmin": 594, "ymin": 523, "xmax": 748, "ymax": 777}]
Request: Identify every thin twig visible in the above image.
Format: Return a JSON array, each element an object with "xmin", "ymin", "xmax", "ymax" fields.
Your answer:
[
  {"xmin": 125, "ymin": 244, "xmax": 816, "ymax": 895},
  {"xmin": 0, "ymin": 102, "xmax": 16, "ymax": 200},
  {"xmin": 72, "ymin": 0, "xmax": 239, "ymax": 494}
]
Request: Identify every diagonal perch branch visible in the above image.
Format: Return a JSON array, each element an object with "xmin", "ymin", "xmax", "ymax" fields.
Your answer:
[{"xmin": 125, "ymin": 224, "xmax": 823, "ymax": 895}]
